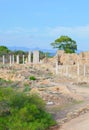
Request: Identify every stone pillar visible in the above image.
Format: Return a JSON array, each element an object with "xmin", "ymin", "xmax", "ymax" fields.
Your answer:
[
  {"xmin": 84, "ymin": 64, "xmax": 86, "ymax": 77},
  {"xmin": 12, "ymin": 55, "xmax": 14, "ymax": 64},
  {"xmin": 3, "ymin": 55, "xmax": 5, "ymax": 65},
  {"xmin": 16, "ymin": 55, "xmax": 19, "ymax": 64},
  {"xmin": 33, "ymin": 50, "xmax": 39, "ymax": 64},
  {"xmin": 23, "ymin": 55, "xmax": 25, "ymax": 64},
  {"xmin": 10, "ymin": 55, "xmax": 12, "ymax": 66},
  {"xmin": 28, "ymin": 51, "xmax": 32, "ymax": 63}
]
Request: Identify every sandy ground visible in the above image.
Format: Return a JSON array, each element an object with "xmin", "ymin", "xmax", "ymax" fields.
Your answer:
[{"xmin": 60, "ymin": 112, "xmax": 89, "ymax": 130}]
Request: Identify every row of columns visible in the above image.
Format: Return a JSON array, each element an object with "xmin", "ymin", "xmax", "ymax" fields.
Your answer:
[
  {"xmin": 56, "ymin": 62, "xmax": 87, "ymax": 77},
  {"xmin": 2, "ymin": 50, "xmax": 40, "ymax": 65},
  {"xmin": 77, "ymin": 63, "xmax": 86, "ymax": 77},
  {"xmin": 3, "ymin": 55, "xmax": 24, "ymax": 65}
]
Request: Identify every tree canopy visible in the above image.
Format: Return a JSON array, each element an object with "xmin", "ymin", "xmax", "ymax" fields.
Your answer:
[
  {"xmin": 0, "ymin": 45, "xmax": 10, "ymax": 54},
  {"xmin": 51, "ymin": 35, "xmax": 77, "ymax": 53}
]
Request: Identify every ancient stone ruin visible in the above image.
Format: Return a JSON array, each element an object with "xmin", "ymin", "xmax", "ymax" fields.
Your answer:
[
  {"xmin": 55, "ymin": 50, "xmax": 89, "ymax": 82},
  {"xmin": 1, "ymin": 49, "xmax": 89, "ymax": 83},
  {"xmin": 33, "ymin": 50, "xmax": 39, "ymax": 64},
  {"xmin": 0, "ymin": 50, "xmax": 40, "ymax": 65}
]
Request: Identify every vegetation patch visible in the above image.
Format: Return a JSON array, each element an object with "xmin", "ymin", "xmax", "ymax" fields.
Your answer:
[
  {"xmin": 0, "ymin": 87, "xmax": 56, "ymax": 130},
  {"xmin": 29, "ymin": 76, "xmax": 36, "ymax": 81}
]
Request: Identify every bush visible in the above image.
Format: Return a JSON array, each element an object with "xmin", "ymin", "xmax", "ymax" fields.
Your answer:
[
  {"xmin": 23, "ymin": 85, "xmax": 31, "ymax": 92},
  {"xmin": 29, "ymin": 76, "xmax": 36, "ymax": 80},
  {"xmin": 0, "ymin": 87, "xmax": 56, "ymax": 130}
]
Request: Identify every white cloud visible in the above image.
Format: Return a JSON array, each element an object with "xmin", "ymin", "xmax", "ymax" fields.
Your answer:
[
  {"xmin": 2, "ymin": 25, "xmax": 89, "ymax": 39},
  {"xmin": 47, "ymin": 25, "xmax": 89, "ymax": 38}
]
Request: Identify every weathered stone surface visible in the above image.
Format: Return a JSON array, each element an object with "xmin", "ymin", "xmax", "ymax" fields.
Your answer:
[
  {"xmin": 33, "ymin": 50, "xmax": 39, "ymax": 64},
  {"xmin": 56, "ymin": 50, "xmax": 89, "ymax": 65}
]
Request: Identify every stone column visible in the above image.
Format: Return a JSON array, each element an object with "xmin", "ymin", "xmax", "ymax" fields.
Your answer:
[
  {"xmin": 10, "ymin": 55, "xmax": 12, "ymax": 66},
  {"xmin": 16, "ymin": 55, "xmax": 19, "ymax": 64},
  {"xmin": 28, "ymin": 51, "xmax": 32, "ymax": 63},
  {"xmin": 84, "ymin": 64, "xmax": 86, "ymax": 77},
  {"xmin": 33, "ymin": 50, "xmax": 39, "ymax": 64},
  {"xmin": 3, "ymin": 55, "xmax": 5, "ymax": 65},
  {"xmin": 23, "ymin": 55, "xmax": 25, "ymax": 64},
  {"xmin": 12, "ymin": 55, "xmax": 14, "ymax": 64}
]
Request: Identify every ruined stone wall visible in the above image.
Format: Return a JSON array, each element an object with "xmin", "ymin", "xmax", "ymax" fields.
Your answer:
[
  {"xmin": 56, "ymin": 50, "xmax": 89, "ymax": 65},
  {"xmin": 54, "ymin": 50, "xmax": 89, "ymax": 82}
]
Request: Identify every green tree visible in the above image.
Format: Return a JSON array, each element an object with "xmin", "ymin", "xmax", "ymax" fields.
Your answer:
[
  {"xmin": 51, "ymin": 35, "xmax": 77, "ymax": 53},
  {"xmin": 13, "ymin": 50, "xmax": 27, "ymax": 55},
  {"xmin": 0, "ymin": 46, "xmax": 11, "ymax": 55}
]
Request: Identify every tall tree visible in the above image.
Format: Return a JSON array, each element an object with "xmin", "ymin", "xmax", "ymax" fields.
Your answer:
[{"xmin": 51, "ymin": 35, "xmax": 77, "ymax": 53}]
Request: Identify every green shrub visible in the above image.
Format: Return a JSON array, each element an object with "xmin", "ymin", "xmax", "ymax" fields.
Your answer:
[
  {"xmin": 23, "ymin": 85, "xmax": 31, "ymax": 92},
  {"xmin": 29, "ymin": 76, "xmax": 36, "ymax": 80},
  {"xmin": 0, "ymin": 87, "xmax": 56, "ymax": 130}
]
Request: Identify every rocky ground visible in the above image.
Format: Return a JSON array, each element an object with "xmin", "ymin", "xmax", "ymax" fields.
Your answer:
[{"xmin": 0, "ymin": 63, "xmax": 89, "ymax": 130}]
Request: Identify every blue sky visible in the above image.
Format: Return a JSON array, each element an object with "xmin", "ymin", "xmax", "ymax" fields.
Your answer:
[{"xmin": 0, "ymin": 0, "xmax": 89, "ymax": 50}]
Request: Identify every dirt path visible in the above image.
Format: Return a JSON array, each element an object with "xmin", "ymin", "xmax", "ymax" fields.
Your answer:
[
  {"xmin": 51, "ymin": 83, "xmax": 89, "ymax": 120},
  {"xmin": 60, "ymin": 112, "xmax": 89, "ymax": 130},
  {"xmin": 56, "ymin": 83, "xmax": 89, "ymax": 130}
]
